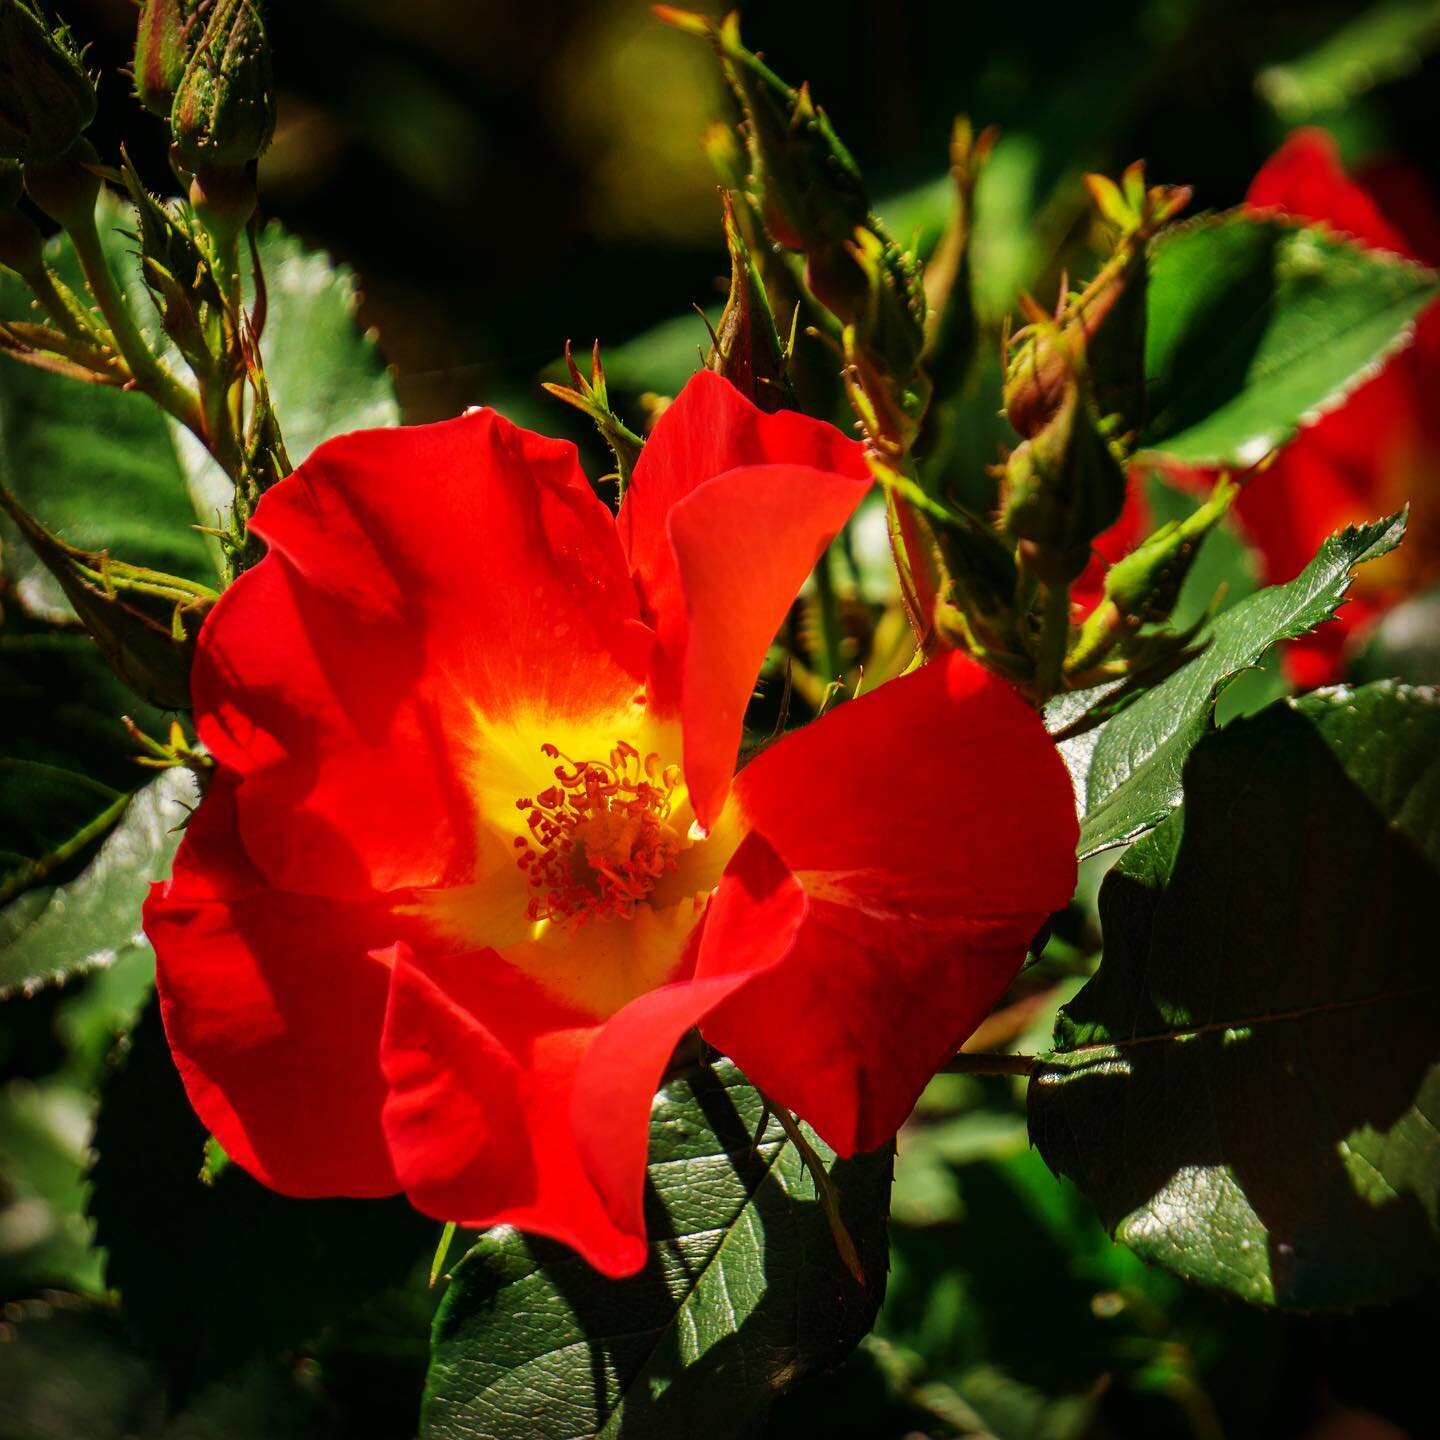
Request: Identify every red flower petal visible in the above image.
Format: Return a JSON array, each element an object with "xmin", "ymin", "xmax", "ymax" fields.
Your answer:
[
  {"xmin": 667, "ymin": 463, "xmax": 870, "ymax": 827},
  {"xmin": 145, "ymin": 777, "xmax": 400, "ymax": 1197},
  {"xmin": 379, "ymin": 943, "xmax": 759, "ymax": 1277},
  {"xmin": 619, "ymin": 371, "xmax": 868, "ymax": 642},
  {"xmin": 1246, "ymin": 128, "xmax": 1417, "ymax": 259},
  {"xmin": 696, "ymin": 652, "xmax": 1078, "ymax": 1153},
  {"xmin": 618, "ymin": 373, "xmax": 870, "ymax": 823},
  {"xmin": 195, "ymin": 412, "xmax": 647, "ymax": 899}
]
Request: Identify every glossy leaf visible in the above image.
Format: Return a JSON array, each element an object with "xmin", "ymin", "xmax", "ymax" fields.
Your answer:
[
  {"xmin": 0, "ymin": 769, "xmax": 192, "ymax": 999},
  {"xmin": 89, "ymin": 1002, "xmax": 434, "ymax": 1397},
  {"xmin": 1031, "ymin": 683, "xmax": 1440, "ymax": 1309},
  {"xmin": 1061, "ymin": 510, "xmax": 1403, "ymax": 858},
  {"xmin": 1138, "ymin": 212, "xmax": 1437, "ymax": 467},
  {"xmin": 423, "ymin": 1058, "xmax": 892, "ymax": 1440}
]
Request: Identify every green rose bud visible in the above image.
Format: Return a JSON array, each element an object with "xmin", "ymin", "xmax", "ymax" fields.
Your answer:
[
  {"xmin": 134, "ymin": 0, "xmax": 200, "ymax": 119},
  {"xmin": 170, "ymin": 0, "xmax": 275, "ymax": 171},
  {"xmin": 0, "ymin": 0, "xmax": 97, "ymax": 163}
]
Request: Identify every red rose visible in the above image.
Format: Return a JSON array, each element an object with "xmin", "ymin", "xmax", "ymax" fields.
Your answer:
[
  {"xmin": 145, "ymin": 371, "xmax": 1077, "ymax": 1277},
  {"xmin": 1078, "ymin": 130, "xmax": 1440, "ymax": 682}
]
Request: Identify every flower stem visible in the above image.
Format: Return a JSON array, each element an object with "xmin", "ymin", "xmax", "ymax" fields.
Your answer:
[
  {"xmin": 773, "ymin": 1105, "xmax": 866, "ymax": 1286},
  {"xmin": 812, "ymin": 540, "xmax": 846, "ymax": 686},
  {"xmin": 1034, "ymin": 580, "xmax": 1071, "ymax": 701},
  {"xmin": 64, "ymin": 196, "xmax": 205, "ymax": 437}
]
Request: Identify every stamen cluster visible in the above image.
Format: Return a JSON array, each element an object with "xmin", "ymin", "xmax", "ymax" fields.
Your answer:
[{"xmin": 514, "ymin": 741, "xmax": 683, "ymax": 925}]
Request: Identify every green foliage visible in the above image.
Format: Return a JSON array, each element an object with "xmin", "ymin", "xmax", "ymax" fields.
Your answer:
[
  {"xmin": 1139, "ymin": 212, "xmax": 1438, "ymax": 467},
  {"xmin": 0, "ymin": 199, "xmax": 218, "ymax": 612},
  {"xmin": 423, "ymin": 1059, "xmax": 892, "ymax": 1440},
  {"xmin": 1032, "ymin": 683, "xmax": 1440, "ymax": 1309},
  {"xmin": 1061, "ymin": 510, "xmax": 1404, "ymax": 858},
  {"xmin": 248, "ymin": 223, "xmax": 399, "ymax": 462},
  {"xmin": 88, "ymin": 1002, "xmax": 434, "ymax": 1398}
]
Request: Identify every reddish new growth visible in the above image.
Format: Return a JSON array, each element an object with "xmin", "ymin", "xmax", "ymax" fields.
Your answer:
[{"xmin": 516, "ymin": 742, "xmax": 683, "ymax": 925}]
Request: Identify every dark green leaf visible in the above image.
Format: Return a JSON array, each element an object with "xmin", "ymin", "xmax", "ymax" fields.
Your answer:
[
  {"xmin": 89, "ymin": 1002, "xmax": 433, "ymax": 1396},
  {"xmin": 423, "ymin": 1059, "xmax": 892, "ymax": 1440},
  {"xmin": 1031, "ymin": 682, "xmax": 1440, "ymax": 1308},
  {"xmin": 0, "ymin": 770, "xmax": 191, "ymax": 1000},
  {"xmin": 1062, "ymin": 510, "xmax": 1403, "ymax": 858},
  {"xmin": 1139, "ymin": 213, "xmax": 1437, "ymax": 467}
]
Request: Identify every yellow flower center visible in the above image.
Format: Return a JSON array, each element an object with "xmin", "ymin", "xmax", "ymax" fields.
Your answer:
[{"xmin": 513, "ymin": 741, "xmax": 684, "ymax": 926}]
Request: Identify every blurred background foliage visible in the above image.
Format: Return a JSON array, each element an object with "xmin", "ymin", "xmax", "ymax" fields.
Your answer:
[
  {"xmin": 52, "ymin": 0, "xmax": 1440, "ymax": 428},
  {"xmin": 5, "ymin": 2, "xmax": 1440, "ymax": 1437}
]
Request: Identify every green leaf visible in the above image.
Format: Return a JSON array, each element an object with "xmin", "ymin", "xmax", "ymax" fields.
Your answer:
[
  {"xmin": 0, "ymin": 770, "xmax": 191, "ymax": 1000},
  {"xmin": 1031, "ymin": 682, "xmax": 1440, "ymax": 1309},
  {"xmin": 423, "ymin": 1059, "xmax": 892, "ymax": 1440},
  {"xmin": 1061, "ymin": 510, "xmax": 1404, "ymax": 859},
  {"xmin": 0, "ymin": 196, "xmax": 217, "ymax": 613},
  {"xmin": 89, "ymin": 1002, "xmax": 433, "ymax": 1397},
  {"xmin": 252, "ymin": 222, "xmax": 400, "ymax": 460},
  {"xmin": 1139, "ymin": 213, "xmax": 1438, "ymax": 467}
]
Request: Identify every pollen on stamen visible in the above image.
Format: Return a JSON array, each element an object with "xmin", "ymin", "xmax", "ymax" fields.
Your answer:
[{"xmin": 513, "ymin": 740, "xmax": 684, "ymax": 927}]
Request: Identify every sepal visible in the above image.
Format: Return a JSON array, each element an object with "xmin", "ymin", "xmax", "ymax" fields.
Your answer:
[
  {"xmin": 707, "ymin": 191, "xmax": 793, "ymax": 413},
  {"xmin": 134, "ymin": 0, "xmax": 201, "ymax": 120},
  {"xmin": 542, "ymin": 339, "xmax": 645, "ymax": 490}
]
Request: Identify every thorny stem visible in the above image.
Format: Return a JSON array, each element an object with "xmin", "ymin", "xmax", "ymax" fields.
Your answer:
[
  {"xmin": 65, "ymin": 200, "xmax": 205, "ymax": 436},
  {"xmin": 812, "ymin": 540, "xmax": 846, "ymax": 685}
]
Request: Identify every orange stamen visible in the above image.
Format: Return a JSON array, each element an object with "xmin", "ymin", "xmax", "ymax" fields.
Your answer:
[{"xmin": 513, "ymin": 742, "xmax": 683, "ymax": 926}]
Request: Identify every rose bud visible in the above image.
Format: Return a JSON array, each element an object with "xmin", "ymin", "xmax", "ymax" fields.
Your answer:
[{"xmin": 0, "ymin": 0, "xmax": 97, "ymax": 163}]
